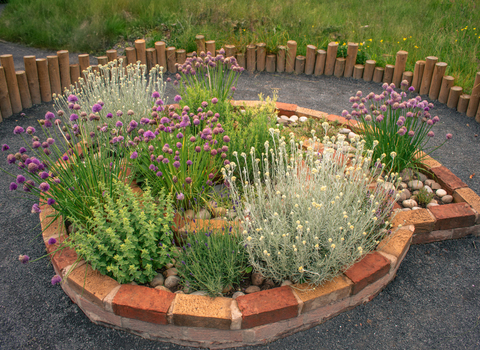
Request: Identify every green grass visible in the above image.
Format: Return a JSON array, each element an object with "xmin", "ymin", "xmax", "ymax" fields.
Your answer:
[{"xmin": 0, "ymin": 0, "xmax": 479, "ymax": 92}]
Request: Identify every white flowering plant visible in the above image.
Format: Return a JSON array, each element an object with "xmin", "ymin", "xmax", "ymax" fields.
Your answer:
[{"xmin": 222, "ymin": 126, "xmax": 400, "ymax": 285}]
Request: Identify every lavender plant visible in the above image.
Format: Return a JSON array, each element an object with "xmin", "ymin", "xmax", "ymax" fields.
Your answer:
[
  {"xmin": 345, "ymin": 81, "xmax": 453, "ymax": 173},
  {"xmin": 222, "ymin": 127, "xmax": 400, "ymax": 285},
  {"xmin": 66, "ymin": 179, "xmax": 174, "ymax": 284}
]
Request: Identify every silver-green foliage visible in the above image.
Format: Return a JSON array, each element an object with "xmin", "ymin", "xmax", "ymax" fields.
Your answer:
[
  {"xmin": 222, "ymin": 126, "xmax": 399, "ymax": 285},
  {"xmin": 66, "ymin": 179, "xmax": 174, "ymax": 284}
]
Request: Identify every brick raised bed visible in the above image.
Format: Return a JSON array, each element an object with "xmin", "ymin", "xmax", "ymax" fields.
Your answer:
[{"xmin": 39, "ymin": 102, "xmax": 480, "ymax": 348}]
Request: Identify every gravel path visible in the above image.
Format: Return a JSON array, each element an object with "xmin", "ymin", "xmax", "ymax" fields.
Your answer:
[{"xmin": 0, "ymin": 39, "xmax": 479, "ymax": 350}]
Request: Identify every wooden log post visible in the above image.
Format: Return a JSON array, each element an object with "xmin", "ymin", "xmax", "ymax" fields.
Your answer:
[
  {"xmin": 438, "ymin": 76, "xmax": 455, "ymax": 104},
  {"xmin": 16, "ymin": 71, "xmax": 32, "ymax": 109},
  {"xmin": 236, "ymin": 52, "xmax": 246, "ymax": 69},
  {"xmin": 429, "ymin": 62, "xmax": 448, "ymax": 100},
  {"xmin": 266, "ymin": 55, "xmax": 276, "ymax": 73},
  {"xmin": 393, "ymin": 50, "xmax": 408, "ymax": 87},
  {"xmin": 402, "ymin": 71, "xmax": 413, "ymax": 87},
  {"xmin": 295, "ymin": 55, "xmax": 306, "ymax": 74},
  {"xmin": 314, "ymin": 49, "xmax": 326, "ymax": 76},
  {"xmin": 467, "ymin": 72, "xmax": 480, "ymax": 118},
  {"xmin": 276, "ymin": 46, "xmax": 286, "ymax": 73},
  {"xmin": 155, "ymin": 41, "xmax": 167, "ymax": 71},
  {"xmin": 447, "ymin": 86, "xmax": 462, "ymax": 109},
  {"xmin": 256, "ymin": 43, "xmax": 266, "ymax": 72},
  {"xmin": 36, "ymin": 59, "xmax": 51, "ymax": 102},
  {"xmin": 419, "ymin": 56, "xmax": 438, "ymax": 95},
  {"xmin": 47, "ymin": 56, "xmax": 62, "ymax": 96},
  {"xmin": 176, "ymin": 49, "xmax": 186, "ymax": 68},
  {"xmin": 166, "ymin": 47, "xmax": 176, "ymax": 73},
  {"xmin": 353, "ymin": 64, "xmax": 364, "ymax": 79},
  {"xmin": 135, "ymin": 39, "xmax": 147, "ymax": 65},
  {"xmin": 91, "ymin": 65, "xmax": 100, "ymax": 74},
  {"xmin": 334, "ymin": 57, "xmax": 346, "ymax": 77},
  {"xmin": 373, "ymin": 67, "xmax": 384, "ymax": 83},
  {"xmin": 476, "ymin": 104, "xmax": 480, "ymax": 123},
  {"xmin": 363, "ymin": 60, "xmax": 376, "ymax": 82},
  {"xmin": 57, "ymin": 50, "xmax": 71, "ymax": 92},
  {"xmin": 97, "ymin": 56, "xmax": 108, "ymax": 66},
  {"xmin": 344, "ymin": 43, "xmax": 358, "ymax": 78},
  {"xmin": 195, "ymin": 35, "xmax": 206, "ymax": 55},
  {"xmin": 457, "ymin": 94, "xmax": 470, "ymax": 114},
  {"xmin": 0, "ymin": 55, "xmax": 22, "ymax": 114},
  {"xmin": 225, "ymin": 45, "xmax": 236, "ymax": 58},
  {"xmin": 305, "ymin": 45, "xmax": 316, "ymax": 75},
  {"xmin": 0, "ymin": 67, "xmax": 13, "ymax": 118},
  {"xmin": 411, "ymin": 60, "xmax": 425, "ymax": 93},
  {"xmin": 206, "ymin": 40, "xmax": 216, "ymax": 55},
  {"xmin": 70, "ymin": 64, "xmax": 80, "ymax": 85},
  {"xmin": 286, "ymin": 40, "xmax": 297, "ymax": 73},
  {"xmin": 106, "ymin": 49, "xmax": 118, "ymax": 62},
  {"xmin": 125, "ymin": 47, "xmax": 136, "ymax": 65},
  {"xmin": 146, "ymin": 48, "xmax": 157, "ymax": 72},
  {"xmin": 23, "ymin": 56, "xmax": 41, "ymax": 105},
  {"xmin": 383, "ymin": 64, "xmax": 395, "ymax": 84},
  {"xmin": 324, "ymin": 42, "xmax": 338, "ymax": 76},
  {"xmin": 78, "ymin": 54, "xmax": 90, "ymax": 77},
  {"xmin": 246, "ymin": 45, "xmax": 256, "ymax": 73}
]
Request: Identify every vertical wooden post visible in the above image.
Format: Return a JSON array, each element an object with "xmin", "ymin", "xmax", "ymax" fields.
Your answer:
[
  {"xmin": 225, "ymin": 45, "xmax": 236, "ymax": 58},
  {"xmin": 457, "ymin": 94, "xmax": 470, "ymax": 114},
  {"xmin": 23, "ymin": 56, "xmax": 41, "ymax": 105},
  {"xmin": 363, "ymin": 60, "xmax": 376, "ymax": 82},
  {"xmin": 295, "ymin": 56, "xmax": 306, "ymax": 74},
  {"xmin": 305, "ymin": 45, "xmax": 316, "ymax": 75},
  {"xmin": 91, "ymin": 65, "xmax": 100, "ymax": 74},
  {"xmin": 16, "ymin": 71, "xmax": 32, "ymax": 109},
  {"xmin": 438, "ymin": 76, "xmax": 454, "ymax": 104},
  {"xmin": 57, "ymin": 50, "xmax": 71, "ymax": 91},
  {"xmin": 125, "ymin": 47, "xmax": 136, "ymax": 65},
  {"xmin": 176, "ymin": 49, "xmax": 186, "ymax": 67},
  {"xmin": 196, "ymin": 35, "xmax": 206, "ymax": 55},
  {"xmin": 47, "ymin": 56, "xmax": 62, "ymax": 96},
  {"xmin": 402, "ymin": 71, "xmax": 413, "ymax": 87},
  {"xmin": 146, "ymin": 48, "xmax": 157, "ymax": 72},
  {"xmin": 429, "ymin": 62, "xmax": 448, "ymax": 100},
  {"xmin": 236, "ymin": 52, "xmax": 246, "ymax": 69},
  {"xmin": 392, "ymin": 50, "xmax": 408, "ymax": 87},
  {"xmin": 314, "ymin": 49, "xmax": 326, "ymax": 75},
  {"xmin": 334, "ymin": 57, "xmax": 346, "ymax": 77},
  {"xmin": 266, "ymin": 55, "xmax": 276, "ymax": 73},
  {"xmin": 276, "ymin": 46, "xmax": 286, "ymax": 73},
  {"xmin": 78, "ymin": 54, "xmax": 90, "ymax": 76},
  {"xmin": 0, "ymin": 55, "xmax": 22, "ymax": 114},
  {"xmin": 206, "ymin": 40, "xmax": 216, "ymax": 55},
  {"xmin": 97, "ymin": 56, "xmax": 108, "ymax": 66},
  {"xmin": 383, "ymin": 64, "xmax": 395, "ymax": 84},
  {"xmin": 256, "ymin": 43, "xmax": 266, "ymax": 72},
  {"xmin": 155, "ymin": 41, "xmax": 167, "ymax": 70},
  {"xmin": 106, "ymin": 49, "xmax": 118, "ymax": 62},
  {"xmin": 36, "ymin": 59, "xmax": 52, "ymax": 102},
  {"xmin": 447, "ymin": 86, "xmax": 462, "ymax": 109},
  {"xmin": 344, "ymin": 43, "xmax": 358, "ymax": 78},
  {"xmin": 246, "ymin": 45, "xmax": 256, "ymax": 73},
  {"xmin": 419, "ymin": 56, "xmax": 438, "ymax": 95},
  {"xmin": 324, "ymin": 42, "xmax": 338, "ymax": 76},
  {"xmin": 466, "ymin": 72, "xmax": 480, "ymax": 118},
  {"xmin": 135, "ymin": 39, "xmax": 147, "ymax": 65},
  {"xmin": 70, "ymin": 64, "xmax": 80, "ymax": 85},
  {"xmin": 0, "ymin": 67, "xmax": 13, "ymax": 118},
  {"xmin": 166, "ymin": 47, "xmax": 176, "ymax": 73},
  {"xmin": 411, "ymin": 60, "xmax": 425, "ymax": 93},
  {"xmin": 373, "ymin": 67, "xmax": 384, "ymax": 83},
  {"xmin": 286, "ymin": 40, "xmax": 297, "ymax": 73},
  {"xmin": 475, "ymin": 105, "xmax": 480, "ymax": 123},
  {"xmin": 353, "ymin": 64, "xmax": 364, "ymax": 79}
]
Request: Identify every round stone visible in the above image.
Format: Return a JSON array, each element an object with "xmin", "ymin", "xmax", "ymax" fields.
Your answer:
[
  {"xmin": 251, "ymin": 272, "xmax": 265, "ymax": 286},
  {"xmin": 222, "ymin": 285, "xmax": 233, "ymax": 294},
  {"xmin": 155, "ymin": 286, "xmax": 171, "ymax": 293},
  {"xmin": 423, "ymin": 185, "xmax": 433, "ymax": 193},
  {"xmin": 164, "ymin": 275, "xmax": 181, "ymax": 289},
  {"xmin": 299, "ymin": 116, "xmax": 308, "ymax": 122},
  {"xmin": 402, "ymin": 208, "xmax": 412, "ymax": 211},
  {"xmin": 232, "ymin": 291, "xmax": 245, "ymax": 299},
  {"xmin": 411, "ymin": 206, "xmax": 422, "ymax": 210},
  {"xmin": 416, "ymin": 173, "xmax": 427, "ymax": 182},
  {"xmin": 196, "ymin": 208, "xmax": 211, "ymax": 220},
  {"xmin": 442, "ymin": 195, "xmax": 453, "ymax": 203},
  {"xmin": 398, "ymin": 189, "xmax": 411, "ymax": 201},
  {"xmin": 212, "ymin": 207, "xmax": 227, "ymax": 218},
  {"xmin": 431, "ymin": 182, "xmax": 442, "ymax": 190},
  {"xmin": 399, "ymin": 182, "xmax": 408, "ymax": 190},
  {"xmin": 429, "ymin": 199, "xmax": 438, "ymax": 204},
  {"xmin": 402, "ymin": 199, "xmax": 418, "ymax": 208},
  {"xmin": 245, "ymin": 286, "xmax": 261, "ymax": 294},
  {"xmin": 281, "ymin": 280, "xmax": 292, "ymax": 286},
  {"xmin": 164, "ymin": 267, "xmax": 178, "ymax": 278},
  {"xmin": 425, "ymin": 179, "xmax": 436, "ymax": 187},
  {"xmin": 149, "ymin": 273, "xmax": 164, "ymax": 288},
  {"xmin": 339, "ymin": 128, "xmax": 351, "ymax": 134},
  {"xmin": 427, "ymin": 203, "xmax": 440, "ymax": 208},
  {"xmin": 348, "ymin": 132, "xmax": 357, "ymax": 139},
  {"xmin": 185, "ymin": 209, "xmax": 195, "ymax": 219},
  {"xmin": 436, "ymin": 189, "xmax": 447, "ymax": 197},
  {"xmin": 408, "ymin": 180, "xmax": 424, "ymax": 190},
  {"xmin": 289, "ymin": 115, "xmax": 299, "ymax": 122},
  {"xmin": 280, "ymin": 115, "xmax": 290, "ymax": 121}
]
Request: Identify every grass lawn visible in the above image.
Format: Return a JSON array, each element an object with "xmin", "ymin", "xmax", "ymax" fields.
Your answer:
[{"xmin": 0, "ymin": 0, "xmax": 479, "ymax": 92}]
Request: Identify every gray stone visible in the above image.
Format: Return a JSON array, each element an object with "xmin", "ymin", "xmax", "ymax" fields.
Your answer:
[
  {"xmin": 425, "ymin": 179, "xmax": 436, "ymax": 187},
  {"xmin": 339, "ymin": 128, "xmax": 351, "ymax": 134},
  {"xmin": 280, "ymin": 115, "xmax": 290, "ymax": 121},
  {"xmin": 431, "ymin": 182, "xmax": 442, "ymax": 190},
  {"xmin": 398, "ymin": 189, "xmax": 411, "ymax": 201},
  {"xmin": 436, "ymin": 189, "xmax": 447, "ymax": 197},
  {"xmin": 424, "ymin": 185, "xmax": 433, "ymax": 193},
  {"xmin": 245, "ymin": 286, "xmax": 261, "ymax": 294},
  {"xmin": 299, "ymin": 116, "xmax": 308, "ymax": 122},
  {"xmin": 155, "ymin": 286, "xmax": 171, "ymax": 293},
  {"xmin": 427, "ymin": 203, "xmax": 440, "ymax": 208},
  {"xmin": 416, "ymin": 173, "xmax": 428, "ymax": 182},
  {"xmin": 164, "ymin": 275, "xmax": 181, "ymax": 289},
  {"xmin": 411, "ymin": 207, "xmax": 422, "ymax": 210},
  {"xmin": 251, "ymin": 272, "xmax": 265, "ymax": 286},
  {"xmin": 281, "ymin": 280, "xmax": 292, "ymax": 286},
  {"xmin": 165, "ymin": 263, "xmax": 175, "ymax": 269},
  {"xmin": 408, "ymin": 180, "xmax": 424, "ymax": 190},
  {"xmin": 232, "ymin": 291, "xmax": 245, "ymax": 299},
  {"xmin": 442, "ymin": 195, "xmax": 453, "ymax": 203},
  {"xmin": 289, "ymin": 115, "xmax": 299, "ymax": 122},
  {"xmin": 164, "ymin": 267, "xmax": 178, "ymax": 278},
  {"xmin": 149, "ymin": 273, "xmax": 164, "ymax": 288},
  {"xmin": 196, "ymin": 208, "xmax": 211, "ymax": 220},
  {"xmin": 400, "ymin": 168, "xmax": 414, "ymax": 182},
  {"xmin": 399, "ymin": 182, "xmax": 408, "ymax": 190},
  {"xmin": 402, "ymin": 199, "xmax": 418, "ymax": 208},
  {"xmin": 348, "ymin": 132, "xmax": 357, "ymax": 140}
]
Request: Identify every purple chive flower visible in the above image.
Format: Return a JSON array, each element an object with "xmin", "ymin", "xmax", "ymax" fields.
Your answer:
[
  {"xmin": 397, "ymin": 127, "xmax": 407, "ymax": 136},
  {"xmin": 116, "ymin": 121, "xmax": 123, "ymax": 128},
  {"xmin": 446, "ymin": 133, "xmax": 453, "ymax": 140},
  {"xmin": 47, "ymin": 198, "xmax": 56, "ymax": 205},
  {"xmin": 152, "ymin": 91, "xmax": 160, "ymax": 98},
  {"xmin": 51, "ymin": 275, "xmax": 62, "ymax": 285},
  {"xmin": 149, "ymin": 164, "xmax": 156, "ymax": 171},
  {"xmin": 39, "ymin": 182, "xmax": 50, "ymax": 192},
  {"xmin": 174, "ymin": 95, "xmax": 182, "ymax": 102},
  {"xmin": 130, "ymin": 151, "xmax": 138, "ymax": 159},
  {"xmin": 68, "ymin": 94, "xmax": 78, "ymax": 103},
  {"xmin": 31, "ymin": 203, "xmax": 41, "ymax": 213},
  {"xmin": 45, "ymin": 112, "xmax": 55, "ymax": 120},
  {"xmin": 47, "ymin": 138, "xmax": 55, "ymax": 145},
  {"xmin": 69, "ymin": 113, "xmax": 79, "ymax": 121},
  {"xmin": 19, "ymin": 254, "xmax": 30, "ymax": 264},
  {"xmin": 144, "ymin": 130, "xmax": 156, "ymax": 140},
  {"xmin": 427, "ymin": 131, "xmax": 435, "ymax": 137},
  {"xmin": 177, "ymin": 193, "xmax": 185, "ymax": 201},
  {"xmin": 92, "ymin": 104, "xmax": 102, "ymax": 113},
  {"xmin": 186, "ymin": 160, "xmax": 193, "ymax": 166},
  {"xmin": 156, "ymin": 171, "xmax": 163, "ymax": 177},
  {"xmin": 155, "ymin": 99, "xmax": 164, "ymax": 106},
  {"xmin": 162, "ymin": 158, "xmax": 169, "ymax": 164},
  {"xmin": 211, "ymin": 97, "xmax": 218, "ymax": 105},
  {"xmin": 195, "ymin": 146, "xmax": 201, "ymax": 153},
  {"xmin": 9, "ymin": 182, "xmax": 17, "ymax": 191},
  {"xmin": 176, "ymin": 132, "xmax": 184, "ymax": 139},
  {"xmin": 13, "ymin": 126, "xmax": 25, "ymax": 134},
  {"xmin": 44, "ymin": 120, "xmax": 52, "ymax": 128},
  {"xmin": 2, "ymin": 144, "xmax": 9, "ymax": 151},
  {"xmin": 129, "ymin": 120, "xmax": 138, "ymax": 129},
  {"xmin": 223, "ymin": 135, "xmax": 230, "ymax": 143},
  {"xmin": 176, "ymin": 142, "xmax": 182, "ymax": 149},
  {"xmin": 16, "ymin": 175, "xmax": 26, "ymax": 184},
  {"xmin": 48, "ymin": 237, "xmax": 57, "ymax": 245},
  {"xmin": 185, "ymin": 177, "xmax": 192, "ymax": 184},
  {"xmin": 173, "ymin": 161, "xmax": 180, "ymax": 169},
  {"xmin": 40, "ymin": 172, "xmax": 49, "ymax": 179}
]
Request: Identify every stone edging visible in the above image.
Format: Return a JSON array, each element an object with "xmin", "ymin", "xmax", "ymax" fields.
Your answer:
[{"xmin": 38, "ymin": 102, "xmax": 480, "ymax": 348}]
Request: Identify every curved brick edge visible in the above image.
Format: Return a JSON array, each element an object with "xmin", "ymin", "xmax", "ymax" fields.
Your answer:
[{"xmin": 37, "ymin": 103, "xmax": 480, "ymax": 348}]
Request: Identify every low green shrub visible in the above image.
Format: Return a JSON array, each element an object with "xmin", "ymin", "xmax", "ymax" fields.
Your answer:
[
  {"xmin": 415, "ymin": 187, "xmax": 434, "ymax": 206},
  {"xmin": 66, "ymin": 179, "xmax": 174, "ymax": 284}
]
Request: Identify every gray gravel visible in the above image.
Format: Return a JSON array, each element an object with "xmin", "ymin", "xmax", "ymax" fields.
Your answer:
[{"xmin": 1, "ymin": 40, "xmax": 480, "ymax": 350}]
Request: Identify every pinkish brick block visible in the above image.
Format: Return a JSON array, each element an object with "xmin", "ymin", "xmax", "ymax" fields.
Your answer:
[
  {"xmin": 276, "ymin": 102, "xmax": 297, "ymax": 116},
  {"xmin": 391, "ymin": 208, "xmax": 436, "ymax": 233},
  {"xmin": 430, "ymin": 166, "xmax": 467, "ymax": 195},
  {"xmin": 344, "ymin": 252, "xmax": 391, "ymax": 295},
  {"xmin": 172, "ymin": 294, "xmax": 232, "ymax": 329},
  {"xmin": 453, "ymin": 187, "xmax": 480, "ymax": 224},
  {"xmin": 412, "ymin": 229, "xmax": 453, "ymax": 244},
  {"xmin": 377, "ymin": 225, "xmax": 414, "ymax": 260},
  {"xmin": 428, "ymin": 202, "xmax": 476, "ymax": 230},
  {"xmin": 76, "ymin": 294, "xmax": 122, "ymax": 327}
]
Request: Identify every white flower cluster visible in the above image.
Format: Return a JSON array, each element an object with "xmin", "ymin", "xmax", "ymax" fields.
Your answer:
[{"xmin": 222, "ymin": 129, "xmax": 399, "ymax": 285}]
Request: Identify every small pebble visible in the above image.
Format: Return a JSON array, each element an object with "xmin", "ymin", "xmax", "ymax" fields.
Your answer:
[
  {"xmin": 281, "ymin": 280, "xmax": 292, "ymax": 286},
  {"xmin": 232, "ymin": 292, "xmax": 245, "ymax": 299},
  {"xmin": 280, "ymin": 115, "xmax": 290, "ymax": 121},
  {"xmin": 348, "ymin": 132, "xmax": 357, "ymax": 139},
  {"xmin": 155, "ymin": 286, "xmax": 171, "ymax": 293},
  {"xmin": 191, "ymin": 291, "xmax": 208, "ymax": 296},
  {"xmin": 185, "ymin": 209, "xmax": 195, "ymax": 219},
  {"xmin": 411, "ymin": 207, "xmax": 422, "ymax": 210},
  {"xmin": 436, "ymin": 189, "xmax": 447, "ymax": 197},
  {"xmin": 196, "ymin": 208, "xmax": 211, "ymax": 220},
  {"xmin": 174, "ymin": 290, "xmax": 184, "ymax": 294},
  {"xmin": 425, "ymin": 179, "xmax": 436, "ymax": 187},
  {"xmin": 251, "ymin": 272, "xmax": 265, "ymax": 286},
  {"xmin": 339, "ymin": 128, "xmax": 351, "ymax": 134},
  {"xmin": 299, "ymin": 116, "xmax": 308, "ymax": 122},
  {"xmin": 427, "ymin": 203, "xmax": 440, "ymax": 208},
  {"xmin": 289, "ymin": 115, "xmax": 299, "ymax": 122},
  {"xmin": 402, "ymin": 208, "xmax": 412, "ymax": 211},
  {"xmin": 164, "ymin": 267, "xmax": 178, "ymax": 278},
  {"xmin": 431, "ymin": 183, "xmax": 442, "ymax": 190},
  {"xmin": 399, "ymin": 182, "xmax": 408, "ymax": 190},
  {"xmin": 402, "ymin": 199, "xmax": 418, "ymax": 208},
  {"xmin": 398, "ymin": 189, "xmax": 411, "ymax": 201},
  {"xmin": 442, "ymin": 195, "xmax": 453, "ymax": 203},
  {"xmin": 245, "ymin": 286, "xmax": 261, "ymax": 294},
  {"xmin": 149, "ymin": 273, "xmax": 165, "ymax": 288},
  {"xmin": 423, "ymin": 185, "xmax": 433, "ymax": 193},
  {"xmin": 165, "ymin": 275, "xmax": 181, "ymax": 289},
  {"xmin": 408, "ymin": 180, "xmax": 423, "ymax": 190},
  {"xmin": 416, "ymin": 173, "xmax": 427, "ymax": 182}
]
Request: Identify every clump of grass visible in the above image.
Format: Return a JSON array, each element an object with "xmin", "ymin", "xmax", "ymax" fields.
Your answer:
[{"xmin": 415, "ymin": 187, "xmax": 434, "ymax": 207}]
